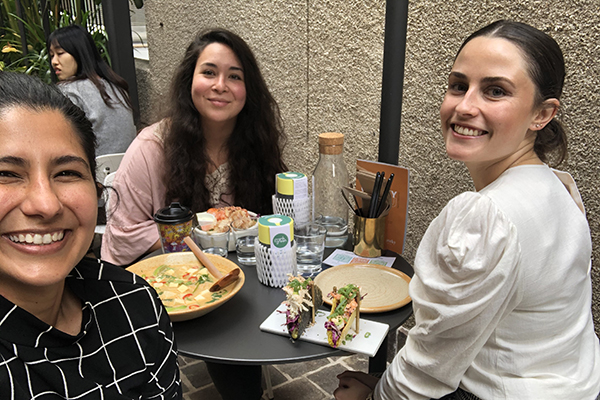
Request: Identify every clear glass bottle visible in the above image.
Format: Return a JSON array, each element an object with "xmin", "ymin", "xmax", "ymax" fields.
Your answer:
[{"xmin": 312, "ymin": 132, "xmax": 349, "ymax": 248}]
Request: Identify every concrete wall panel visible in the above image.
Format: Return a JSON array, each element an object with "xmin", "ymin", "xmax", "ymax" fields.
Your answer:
[{"xmin": 307, "ymin": 0, "xmax": 386, "ymax": 175}]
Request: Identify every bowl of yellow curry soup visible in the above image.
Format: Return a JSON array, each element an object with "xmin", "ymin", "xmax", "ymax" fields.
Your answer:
[{"xmin": 127, "ymin": 252, "xmax": 245, "ymax": 321}]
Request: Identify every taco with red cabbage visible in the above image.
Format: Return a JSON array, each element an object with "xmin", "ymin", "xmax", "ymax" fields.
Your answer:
[
  {"xmin": 325, "ymin": 284, "xmax": 361, "ymax": 348},
  {"xmin": 281, "ymin": 276, "xmax": 323, "ymax": 341}
]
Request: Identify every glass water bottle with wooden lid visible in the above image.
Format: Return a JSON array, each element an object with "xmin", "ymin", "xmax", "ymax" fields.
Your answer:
[{"xmin": 312, "ymin": 132, "xmax": 349, "ymax": 248}]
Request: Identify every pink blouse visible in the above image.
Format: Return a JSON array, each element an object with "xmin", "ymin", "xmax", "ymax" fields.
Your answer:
[{"xmin": 101, "ymin": 122, "xmax": 232, "ymax": 265}]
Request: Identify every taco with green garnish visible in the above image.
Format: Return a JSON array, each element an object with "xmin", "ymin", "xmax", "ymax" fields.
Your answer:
[
  {"xmin": 325, "ymin": 284, "xmax": 361, "ymax": 348},
  {"xmin": 281, "ymin": 275, "xmax": 323, "ymax": 341}
]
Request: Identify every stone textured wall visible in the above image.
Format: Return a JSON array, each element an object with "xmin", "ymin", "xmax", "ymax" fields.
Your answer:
[{"xmin": 142, "ymin": 0, "xmax": 600, "ymax": 333}]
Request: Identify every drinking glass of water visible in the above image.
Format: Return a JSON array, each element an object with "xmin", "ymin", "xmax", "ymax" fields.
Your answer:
[
  {"xmin": 231, "ymin": 223, "xmax": 258, "ymax": 265},
  {"xmin": 193, "ymin": 225, "xmax": 230, "ymax": 257},
  {"xmin": 294, "ymin": 224, "xmax": 327, "ymax": 276}
]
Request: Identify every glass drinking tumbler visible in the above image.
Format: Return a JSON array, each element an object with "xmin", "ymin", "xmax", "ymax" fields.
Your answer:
[
  {"xmin": 294, "ymin": 223, "xmax": 327, "ymax": 276},
  {"xmin": 193, "ymin": 226, "xmax": 230, "ymax": 257},
  {"xmin": 231, "ymin": 223, "xmax": 259, "ymax": 265}
]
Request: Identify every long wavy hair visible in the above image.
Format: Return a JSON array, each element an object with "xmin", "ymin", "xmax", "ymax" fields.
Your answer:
[
  {"xmin": 163, "ymin": 28, "xmax": 287, "ymax": 214},
  {"xmin": 458, "ymin": 20, "xmax": 567, "ymax": 166},
  {"xmin": 48, "ymin": 25, "xmax": 133, "ymax": 111}
]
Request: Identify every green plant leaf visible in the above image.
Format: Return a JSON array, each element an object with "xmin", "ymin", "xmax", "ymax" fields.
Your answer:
[{"xmin": 0, "ymin": 0, "xmax": 111, "ymax": 82}]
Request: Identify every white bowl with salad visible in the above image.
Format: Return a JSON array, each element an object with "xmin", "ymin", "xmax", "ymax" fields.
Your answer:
[{"xmin": 194, "ymin": 206, "xmax": 258, "ymax": 252}]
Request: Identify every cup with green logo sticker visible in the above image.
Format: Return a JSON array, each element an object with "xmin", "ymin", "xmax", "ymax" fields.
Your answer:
[{"xmin": 255, "ymin": 215, "xmax": 297, "ymax": 287}]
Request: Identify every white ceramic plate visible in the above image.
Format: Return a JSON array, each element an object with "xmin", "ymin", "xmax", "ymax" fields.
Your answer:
[{"xmin": 260, "ymin": 304, "xmax": 389, "ymax": 357}]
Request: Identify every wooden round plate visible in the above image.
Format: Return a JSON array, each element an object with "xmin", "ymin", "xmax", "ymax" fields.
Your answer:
[
  {"xmin": 127, "ymin": 252, "xmax": 245, "ymax": 322},
  {"xmin": 314, "ymin": 264, "xmax": 411, "ymax": 313}
]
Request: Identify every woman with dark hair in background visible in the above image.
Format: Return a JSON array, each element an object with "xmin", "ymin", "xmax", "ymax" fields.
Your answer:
[
  {"xmin": 102, "ymin": 28, "xmax": 287, "ymax": 400},
  {"xmin": 334, "ymin": 20, "xmax": 600, "ymax": 400},
  {"xmin": 0, "ymin": 71, "xmax": 180, "ymax": 399},
  {"xmin": 48, "ymin": 24, "xmax": 136, "ymax": 156}
]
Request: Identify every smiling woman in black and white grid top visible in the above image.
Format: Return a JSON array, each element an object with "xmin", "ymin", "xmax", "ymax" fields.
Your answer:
[{"xmin": 0, "ymin": 72, "xmax": 181, "ymax": 399}]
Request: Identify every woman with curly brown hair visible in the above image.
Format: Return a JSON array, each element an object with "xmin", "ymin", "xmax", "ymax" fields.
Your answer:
[
  {"xmin": 101, "ymin": 28, "xmax": 286, "ymax": 400},
  {"xmin": 102, "ymin": 28, "xmax": 286, "ymax": 266}
]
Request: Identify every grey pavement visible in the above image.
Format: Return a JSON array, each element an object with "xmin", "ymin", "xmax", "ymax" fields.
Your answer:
[
  {"xmin": 179, "ymin": 353, "xmax": 366, "ymax": 400},
  {"xmin": 179, "ymin": 327, "xmax": 408, "ymax": 400}
]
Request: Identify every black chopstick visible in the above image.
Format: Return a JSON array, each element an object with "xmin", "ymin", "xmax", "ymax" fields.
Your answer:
[
  {"xmin": 353, "ymin": 195, "xmax": 363, "ymax": 217},
  {"xmin": 368, "ymin": 172, "xmax": 384, "ymax": 218},
  {"xmin": 376, "ymin": 173, "xmax": 394, "ymax": 217},
  {"xmin": 341, "ymin": 189, "xmax": 360, "ymax": 216}
]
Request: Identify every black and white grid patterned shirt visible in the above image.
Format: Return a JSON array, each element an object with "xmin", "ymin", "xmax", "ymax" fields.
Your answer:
[{"xmin": 0, "ymin": 257, "xmax": 181, "ymax": 399}]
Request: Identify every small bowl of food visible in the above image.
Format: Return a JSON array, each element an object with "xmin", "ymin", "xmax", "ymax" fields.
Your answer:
[{"xmin": 193, "ymin": 206, "xmax": 258, "ymax": 252}]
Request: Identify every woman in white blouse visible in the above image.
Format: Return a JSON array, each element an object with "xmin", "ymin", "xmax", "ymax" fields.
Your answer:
[{"xmin": 335, "ymin": 20, "xmax": 600, "ymax": 400}]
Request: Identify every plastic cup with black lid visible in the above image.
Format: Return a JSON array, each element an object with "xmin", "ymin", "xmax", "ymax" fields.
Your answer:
[{"xmin": 154, "ymin": 202, "xmax": 194, "ymax": 254}]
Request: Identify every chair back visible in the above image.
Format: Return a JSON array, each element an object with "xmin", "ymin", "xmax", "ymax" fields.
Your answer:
[
  {"xmin": 103, "ymin": 172, "xmax": 118, "ymax": 212},
  {"xmin": 96, "ymin": 153, "xmax": 125, "ymax": 183},
  {"xmin": 94, "ymin": 162, "xmax": 122, "ymax": 238}
]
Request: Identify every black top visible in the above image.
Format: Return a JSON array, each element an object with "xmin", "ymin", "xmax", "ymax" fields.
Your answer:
[{"xmin": 0, "ymin": 257, "xmax": 181, "ymax": 399}]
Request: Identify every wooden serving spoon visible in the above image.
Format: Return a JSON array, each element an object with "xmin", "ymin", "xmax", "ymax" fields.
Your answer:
[{"xmin": 183, "ymin": 236, "xmax": 240, "ymax": 292}]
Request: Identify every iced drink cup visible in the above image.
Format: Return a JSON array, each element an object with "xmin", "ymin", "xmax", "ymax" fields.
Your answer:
[{"xmin": 154, "ymin": 202, "xmax": 194, "ymax": 254}]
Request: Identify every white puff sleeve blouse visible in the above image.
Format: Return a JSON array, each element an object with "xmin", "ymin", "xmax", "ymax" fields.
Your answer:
[{"xmin": 375, "ymin": 165, "xmax": 600, "ymax": 400}]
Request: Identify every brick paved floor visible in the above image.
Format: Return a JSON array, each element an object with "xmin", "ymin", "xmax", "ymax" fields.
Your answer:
[
  {"xmin": 179, "ymin": 326, "xmax": 408, "ymax": 400},
  {"xmin": 179, "ymin": 353, "xmax": 368, "ymax": 400}
]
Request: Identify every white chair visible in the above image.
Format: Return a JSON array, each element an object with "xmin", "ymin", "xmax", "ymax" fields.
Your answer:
[
  {"xmin": 103, "ymin": 171, "xmax": 117, "ymax": 210},
  {"xmin": 95, "ymin": 171, "xmax": 118, "ymax": 236},
  {"xmin": 96, "ymin": 153, "xmax": 125, "ymax": 183},
  {"xmin": 94, "ymin": 223, "xmax": 106, "ymax": 236}
]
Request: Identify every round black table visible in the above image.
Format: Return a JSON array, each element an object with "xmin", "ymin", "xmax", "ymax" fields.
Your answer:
[{"xmin": 172, "ymin": 248, "xmax": 413, "ymax": 373}]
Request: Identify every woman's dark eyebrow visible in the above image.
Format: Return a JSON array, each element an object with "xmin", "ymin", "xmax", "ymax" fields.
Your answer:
[
  {"xmin": 0, "ymin": 156, "xmax": 27, "ymax": 167},
  {"xmin": 449, "ymin": 71, "xmax": 515, "ymax": 87},
  {"xmin": 53, "ymin": 155, "xmax": 90, "ymax": 169},
  {"xmin": 0, "ymin": 155, "xmax": 90, "ymax": 170},
  {"xmin": 200, "ymin": 62, "xmax": 243, "ymax": 72},
  {"xmin": 449, "ymin": 71, "xmax": 467, "ymax": 80}
]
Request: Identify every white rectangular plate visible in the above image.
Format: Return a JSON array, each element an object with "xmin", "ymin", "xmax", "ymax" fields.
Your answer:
[{"xmin": 259, "ymin": 304, "xmax": 389, "ymax": 357}]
